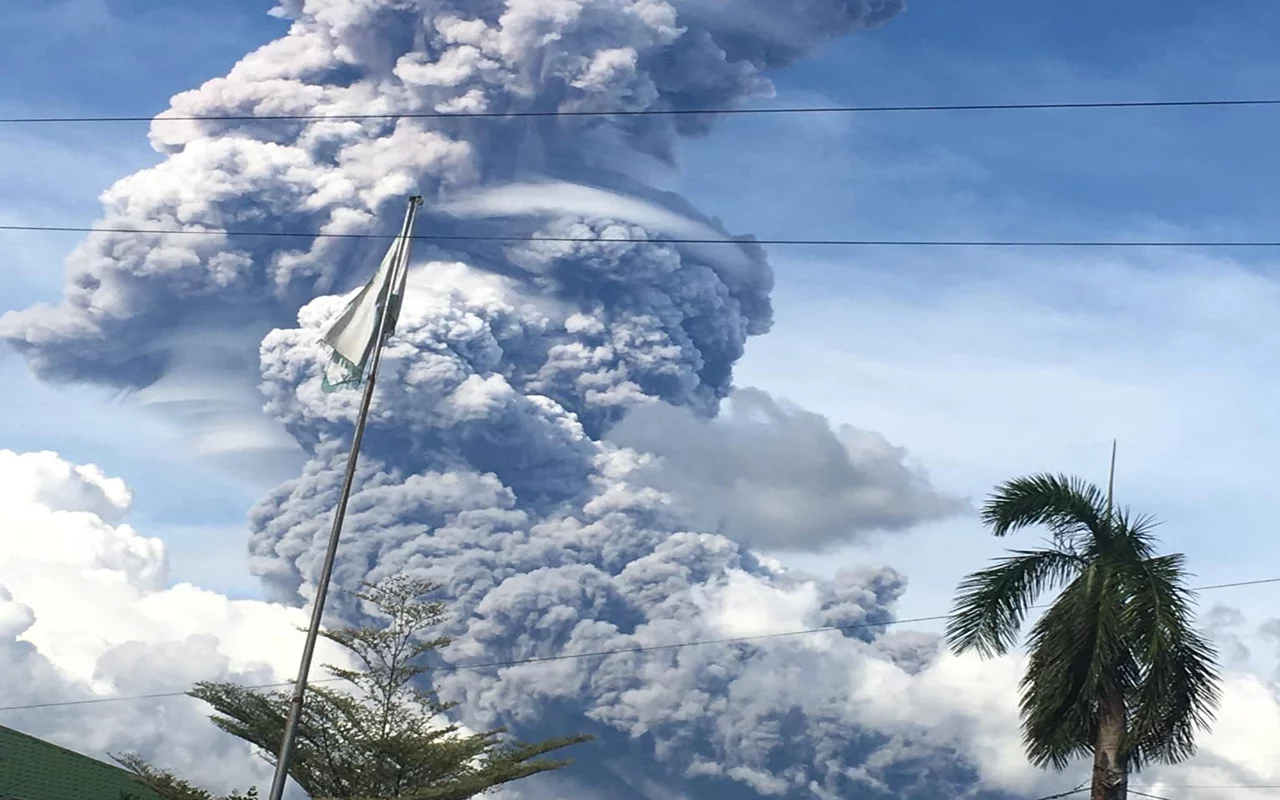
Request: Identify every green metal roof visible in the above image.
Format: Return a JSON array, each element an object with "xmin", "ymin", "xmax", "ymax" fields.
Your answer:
[{"xmin": 0, "ymin": 724, "xmax": 163, "ymax": 800}]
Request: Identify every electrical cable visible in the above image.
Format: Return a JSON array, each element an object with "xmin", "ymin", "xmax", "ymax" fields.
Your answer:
[
  {"xmin": 1, "ymin": 576, "xmax": 1276, "ymax": 714},
  {"xmin": 1030, "ymin": 783, "xmax": 1087, "ymax": 800},
  {"xmin": 4, "ymin": 98, "xmax": 1280, "ymax": 125},
  {"xmin": 3, "ymin": 223, "xmax": 1280, "ymax": 249}
]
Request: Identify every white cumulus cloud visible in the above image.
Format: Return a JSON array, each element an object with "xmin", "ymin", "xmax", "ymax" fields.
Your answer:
[{"xmin": 0, "ymin": 449, "xmax": 349, "ymax": 796}]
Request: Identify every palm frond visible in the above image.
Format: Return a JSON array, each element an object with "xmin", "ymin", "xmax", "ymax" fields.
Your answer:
[
  {"xmin": 1108, "ymin": 507, "xmax": 1164, "ymax": 562},
  {"xmin": 1018, "ymin": 567, "xmax": 1134, "ymax": 770},
  {"xmin": 946, "ymin": 548, "xmax": 1082, "ymax": 658},
  {"xmin": 982, "ymin": 474, "xmax": 1109, "ymax": 550},
  {"xmin": 1120, "ymin": 554, "xmax": 1222, "ymax": 769}
]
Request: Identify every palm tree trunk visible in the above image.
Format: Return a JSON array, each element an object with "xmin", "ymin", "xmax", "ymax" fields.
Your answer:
[{"xmin": 1090, "ymin": 688, "xmax": 1128, "ymax": 800}]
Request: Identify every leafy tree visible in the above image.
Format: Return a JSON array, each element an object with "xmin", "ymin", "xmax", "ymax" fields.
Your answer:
[
  {"xmin": 113, "ymin": 752, "xmax": 257, "ymax": 800},
  {"xmin": 945, "ymin": 473, "xmax": 1220, "ymax": 800},
  {"xmin": 142, "ymin": 576, "xmax": 588, "ymax": 800}
]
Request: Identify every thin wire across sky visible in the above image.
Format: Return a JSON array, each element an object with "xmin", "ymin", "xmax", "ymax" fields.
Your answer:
[
  {"xmin": 2, "ymin": 97, "xmax": 1280, "ymax": 124},
  {"xmin": 2, "ymin": 576, "xmax": 1276, "ymax": 715},
  {"xmin": 5, "ymin": 94, "xmax": 1278, "ymax": 249},
  {"xmin": 3, "ymin": 223, "xmax": 1280, "ymax": 249}
]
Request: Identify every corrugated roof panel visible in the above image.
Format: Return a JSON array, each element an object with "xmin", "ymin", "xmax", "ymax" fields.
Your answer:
[{"xmin": 0, "ymin": 724, "xmax": 162, "ymax": 800}]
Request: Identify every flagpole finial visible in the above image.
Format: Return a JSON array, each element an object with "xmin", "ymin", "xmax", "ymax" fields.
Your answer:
[
  {"xmin": 409, "ymin": 195, "xmax": 423, "ymax": 206},
  {"xmin": 1105, "ymin": 439, "xmax": 1117, "ymax": 524}
]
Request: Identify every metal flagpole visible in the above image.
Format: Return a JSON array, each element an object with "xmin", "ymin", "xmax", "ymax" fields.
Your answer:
[{"xmin": 266, "ymin": 195, "xmax": 423, "ymax": 800}]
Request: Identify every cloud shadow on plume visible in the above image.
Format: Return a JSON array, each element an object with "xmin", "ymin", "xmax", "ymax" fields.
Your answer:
[{"xmin": 608, "ymin": 387, "xmax": 967, "ymax": 553}]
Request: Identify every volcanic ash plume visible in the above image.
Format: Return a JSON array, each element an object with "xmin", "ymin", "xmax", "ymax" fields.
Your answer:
[{"xmin": 0, "ymin": 1, "xmax": 1033, "ymax": 798}]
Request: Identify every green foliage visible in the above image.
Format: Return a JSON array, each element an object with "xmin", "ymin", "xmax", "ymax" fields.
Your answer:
[
  {"xmin": 112, "ymin": 752, "xmax": 258, "ymax": 800},
  {"xmin": 190, "ymin": 575, "xmax": 591, "ymax": 799},
  {"xmin": 946, "ymin": 473, "xmax": 1221, "ymax": 776}
]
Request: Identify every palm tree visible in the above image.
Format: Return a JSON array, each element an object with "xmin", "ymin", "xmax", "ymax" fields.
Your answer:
[{"xmin": 945, "ymin": 470, "xmax": 1220, "ymax": 800}]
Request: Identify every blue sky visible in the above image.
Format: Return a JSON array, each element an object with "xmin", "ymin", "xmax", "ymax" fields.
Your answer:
[
  {"xmin": 4, "ymin": 0, "xmax": 1280, "ymax": 642},
  {"xmin": 678, "ymin": 0, "xmax": 1280, "ymax": 638}
]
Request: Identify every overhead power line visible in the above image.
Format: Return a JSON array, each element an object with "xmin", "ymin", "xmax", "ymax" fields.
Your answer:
[
  {"xmin": 1, "ymin": 576, "xmax": 1276, "ymax": 715},
  {"xmin": 1185, "ymin": 577, "xmax": 1280, "ymax": 592},
  {"xmin": 1136, "ymin": 786, "xmax": 1280, "ymax": 791},
  {"xmin": 3, "ymin": 223, "xmax": 1280, "ymax": 249},
  {"xmin": 4, "ymin": 98, "xmax": 1280, "ymax": 125},
  {"xmin": 1032, "ymin": 786, "xmax": 1280, "ymax": 799},
  {"xmin": 1032, "ymin": 783, "xmax": 1087, "ymax": 800},
  {"xmin": 0, "ymin": 611, "xmax": 953, "ymax": 713}
]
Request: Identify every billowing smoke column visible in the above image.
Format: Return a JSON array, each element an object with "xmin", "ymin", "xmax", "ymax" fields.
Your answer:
[{"xmin": 1, "ymin": 1, "xmax": 1015, "ymax": 798}]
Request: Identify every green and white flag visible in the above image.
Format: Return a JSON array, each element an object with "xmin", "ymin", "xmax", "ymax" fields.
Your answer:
[{"xmin": 319, "ymin": 223, "xmax": 415, "ymax": 393}]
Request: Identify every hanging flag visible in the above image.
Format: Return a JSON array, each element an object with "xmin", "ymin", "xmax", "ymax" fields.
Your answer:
[{"xmin": 319, "ymin": 218, "xmax": 415, "ymax": 392}]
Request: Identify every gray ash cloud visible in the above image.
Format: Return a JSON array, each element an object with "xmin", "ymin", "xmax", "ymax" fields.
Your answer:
[{"xmin": 0, "ymin": 1, "xmax": 1026, "ymax": 798}]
